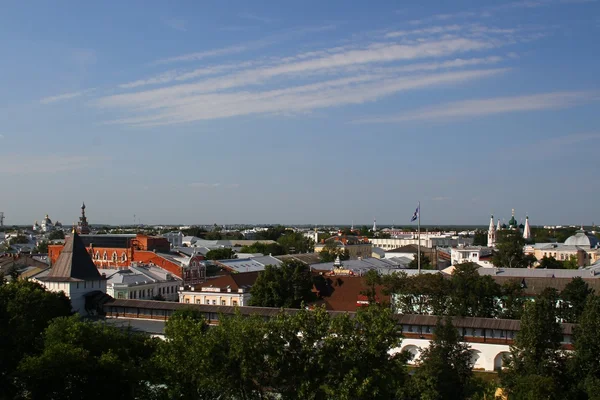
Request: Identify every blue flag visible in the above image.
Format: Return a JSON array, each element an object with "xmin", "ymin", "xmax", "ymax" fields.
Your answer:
[{"xmin": 410, "ymin": 205, "xmax": 420, "ymax": 222}]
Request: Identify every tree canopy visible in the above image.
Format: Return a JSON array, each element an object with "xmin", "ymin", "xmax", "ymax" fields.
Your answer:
[
  {"xmin": 249, "ymin": 259, "xmax": 314, "ymax": 308},
  {"xmin": 205, "ymin": 247, "xmax": 237, "ymax": 260}
]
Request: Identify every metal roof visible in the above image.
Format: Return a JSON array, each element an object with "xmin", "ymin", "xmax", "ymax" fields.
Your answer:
[{"xmin": 39, "ymin": 232, "xmax": 102, "ymax": 282}]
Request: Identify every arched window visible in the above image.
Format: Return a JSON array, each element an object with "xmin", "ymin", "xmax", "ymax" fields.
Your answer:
[
  {"xmin": 112, "ymin": 252, "xmax": 118, "ymax": 262},
  {"xmin": 121, "ymin": 253, "xmax": 127, "ymax": 262},
  {"xmin": 94, "ymin": 251, "xmax": 100, "ymax": 260},
  {"xmin": 103, "ymin": 251, "xmax": 108, "ymax": 261}
]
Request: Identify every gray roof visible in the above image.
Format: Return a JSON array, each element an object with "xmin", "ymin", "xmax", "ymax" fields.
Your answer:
[
  {"xmin": 217, "ymin": 255, "xmax": 282, "ymax": 273},
  {"xmin": 310, "ymin": 257, "xmax": 431, "ymax": 275},
  {"xmin": 478, "ymin": 266, "xmax": 600, "ymax": 279},
  {"xmin": 39, "ymin": 232, "xmax": 102, "ymax": 282},
  {"xmin": 565, "ymin": 230, "xmax": 599, "ymax": 248}
]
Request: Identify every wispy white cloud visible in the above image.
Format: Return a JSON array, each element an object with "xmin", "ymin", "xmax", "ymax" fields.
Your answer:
[
  {"xmin": 153, "ymin": 45, "xmax": 250, "ymax": 65},
  {"xmin": 152, "ymin": 25, "xmax": 337, "ymax": 66},
  {"xmin": 354, "ymin": 91, "xmax": 595, "ymax": 123},
  {"xmin": 0, "ymin": 155, "xmax": 106, "ymax": 175},
  {"xmin": 164, "ymin": 18, "xmax": 187, "ymax": 32},
  {"xmin": 89, "ymin": 17, "xmax": 549, "ymax": 127},
  {"xmin": 432, "ymin": 196, "xmax": 451, "ymax": 201},
  {"xmin": 40, "ymin": 89, "xmax": 95, "ymax": 105},
  {"xmin": 103, "ymin": 69, "xmax": 507, "ymax": 127},
  {"xmin": 101, "ymin": 37, "xmax": 496, "ymax": 110}
]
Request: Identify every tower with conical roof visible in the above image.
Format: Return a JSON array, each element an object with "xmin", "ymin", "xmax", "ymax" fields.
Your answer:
[
  {"xmin": 496, "ymin": 218, "xmax": 501, "ymax": 232},
  {"xmin": 36, "ymin": 230, "xmax": 106, "ymax": 314},
  {"xmin": 523, "ymin": 216, "xmax": 531, "ymax": 240},
  {"xmin": 487, "ymin": 214, "xmax": 496, "ymax": 247},
  {"xmin": 372, "ymin": 219, "xmax": 377, "ymax": 233},
  {"xmin": 78, "ymin": 202, "xmax": 91, "ymax": 235}
]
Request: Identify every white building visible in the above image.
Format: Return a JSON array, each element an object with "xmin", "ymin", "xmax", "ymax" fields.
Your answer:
[
  {"xmin": 105, "ymin": 264, "xmax": 182, "ymax": 301},
  {"xmin": 36, "ymin": 232, "xmax": 107, "ymax": 315},
  {"xmin": 371, "ymin": 235, "xmax": 472, "ymax": 250},
  {"xmin": 451, "ymin": 246, "xmax": 494, "ymax": 267}
]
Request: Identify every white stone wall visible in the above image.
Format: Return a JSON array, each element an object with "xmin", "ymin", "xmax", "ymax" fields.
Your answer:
[{"xmin": 390, "ymin": 338, "xmax": 511, "ymax": 371}]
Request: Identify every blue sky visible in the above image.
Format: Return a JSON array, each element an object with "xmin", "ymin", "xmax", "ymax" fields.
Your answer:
[{"xmin": 1, "ymin": 0, "xmax": 599, "ymax": 226}]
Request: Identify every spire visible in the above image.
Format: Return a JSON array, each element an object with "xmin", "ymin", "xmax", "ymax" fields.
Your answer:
[
  {"xmin": 351, "ymin": 220, "xmax": 354, "ymax": 231},
  {"xmin": 523, "ymin": 215, "xmax": 531, "ymax": 240},
  {"xmin": 78, "ymin": 201, "xmax": 91, "ymax": 235},
  {"xmin": 488, "ymin": 214, "xmax": 495, "ymax": 231},
  {"xmin": 497, "ymin": 219, "xmax": 501, "ymax": 231},
  {"xmin": 372, "ymin": 219, "xmax": 377, "ymax": 232},
  {"xmin": 488, "ymin": 214, "xmax": 496, "ymax": 248}
]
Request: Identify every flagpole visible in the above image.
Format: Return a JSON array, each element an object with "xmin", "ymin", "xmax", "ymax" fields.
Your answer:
[{"xmin": 418, "ymin": 201, "xmax": 421, "ymax": 274}]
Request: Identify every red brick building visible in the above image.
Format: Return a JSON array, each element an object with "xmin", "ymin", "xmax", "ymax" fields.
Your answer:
[{"xmin": 48, "ymin": 234, "xmax": 203, "ymax": 279}]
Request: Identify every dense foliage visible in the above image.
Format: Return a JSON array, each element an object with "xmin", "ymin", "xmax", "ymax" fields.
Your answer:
[
  {"xmin": 383, "ymin": 262, "xmax": 593, "ymax": 322},
  {"xmin": 249, "ymin": 260, "xmax": 314, "ymax": 308},
  {"xmin": 205, "ymin": 247, "xmax": 237, "ymax": 260},
  {"xmin": 5, "ymin": 275, "xmax": 600, "ymax": 399}
]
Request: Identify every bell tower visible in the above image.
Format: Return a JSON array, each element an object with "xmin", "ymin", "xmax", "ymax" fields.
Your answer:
[{"xmin": 78, "ymin": 202, "xmax": 91, "ymax": 235}]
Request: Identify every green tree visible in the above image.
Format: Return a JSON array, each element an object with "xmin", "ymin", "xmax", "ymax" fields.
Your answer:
[
  {"xmin": 500, "ymin": 279, "xmax": 525, "ymax": 320},
  {"xmin": 0, "ymin": 280, "xmax": 72, "ymax": 398},
  {"xmin": 448, "ymin": 262, "xmax": 500, "ymax": 318},
  {"xmin": 319, "ymin": 241, "xmax": 350, "ymax": 262},
  {"xmin": 563, "ymin": 255, "xmax": 579, "ymax": 270},
  {"xmin": 501, "ymin": 293, "xmax": 567, "ymax": 399},
  {"xmin": 277, "ymin": 231, "xmax": 314, "ymax": 254},
  {"xmin": 249, "ymin": 259, "xmax": 314, "ymax": 308},
  {"xmin": 35, "ymin": 240, "xmax": 49, "ymax": 253},
  {"xmin": 472, "ymin": 229, "xmax": 488, "ymax": 246},
  {"xmin": 408, "ymin": 252, "xmax": 432, "ymax": 270},
  {"xmin": 385, "ymin": 272, "xmax": 450, "ymax": 315},
  {"xmin": 409, "ymin": 317, "xmax": 474, "ymax": 400},
  {"xmin": 493, "ymin": 230, "xmax": 527, "ymax": 268},
  {"xmin": 570, "ymin": 295, "xmax": 600, "ymax": 399},
  {"xmin": 8, "ymin": 234, "xmax": 29, "ymax": 245},
  {"xmin": 240, "ymin": 241, "xmax": 284, "ymax": 256},
  {"xmin": 255, "ymin": 226, "xmax": 288, "ymax": 241},
  {"xmin": 539, "ymin": 255, "xmax": 563, "ymax": 269},
  {"xmin": 560, "ymin": 277, "xmax": 593, "ymax": 323},
  {"xmin": 15, "ymin": 316, "xmax": 161, "ymax": 400},
  {"xmin": 205, "ymin": 247, "xmax": 237, "ymax": 260},
  {"xmin": 48, "ymin": 230, "xmax": 65, "ymax": 240}
]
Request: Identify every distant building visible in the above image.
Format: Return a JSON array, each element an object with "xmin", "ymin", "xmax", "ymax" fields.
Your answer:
[
  {"xmin": 215, "ymin": 255, "xmax": 282, "ymax": 273},
  {"xmin": 525, "ymin": 227, "xmax": 600, "ymax": 267},
  {"xmin": 35, "ymin": 231, "xmax": 107, "ymax": 315},
  {"xmin": 451, "ymin": 246, "xmax": 494, "ymax": 267},
  {"xmin": 371, "ymin": 235, "xmax": 471, "ymax": 250},
  {"xmin": 163, "ymin": 231, "xmax": 184, "ymax": 247},
  {"xmin": 105, "ymin": 264, "xmax": 181, "ymax": 301},
  {"xmin": 77, "ymin": 202, "xmax": 91, "ymax": 235},
  {"xmin": 179, "ymin": 271, "xmax": 259, "ymax": 306},
  {"xmin": 314, "ymin": 235, "xmax": 373, "ymax": 260},
  {"xmin": 48, "ymin": 233, "xmax": 204, "ymax": 279}
]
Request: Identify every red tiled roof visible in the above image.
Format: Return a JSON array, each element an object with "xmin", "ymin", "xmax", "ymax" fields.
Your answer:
[{"xmin": 311, "ymin": 273, "xmax": 390, "ymax": 312}]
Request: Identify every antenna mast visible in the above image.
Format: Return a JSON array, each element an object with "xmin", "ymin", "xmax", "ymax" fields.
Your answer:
[{"xmin": 0, "ymin": 212, "xmax": 4, "ymax": 227}]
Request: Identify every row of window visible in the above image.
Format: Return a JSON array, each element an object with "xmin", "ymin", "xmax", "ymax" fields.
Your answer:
[
  {"xmin": 403, "ymin": 324, "xmax": 515, "ymax": 339},
  {"xmin": 183, "ymin": 298, "xmax": 239, "ymax": 306},
  {"xmin": 93, "ymin": 251, "xmax": 127, "ymax": 262}
]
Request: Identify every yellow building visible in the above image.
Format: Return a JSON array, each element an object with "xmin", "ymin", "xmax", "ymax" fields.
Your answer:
[
  {"xmin": 525, "ymin": 228, "xmax": 600, "ymax": 267},
  {"xmin": 179, "ymin": 271, "xmax": 258, "ymax": 306}
]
